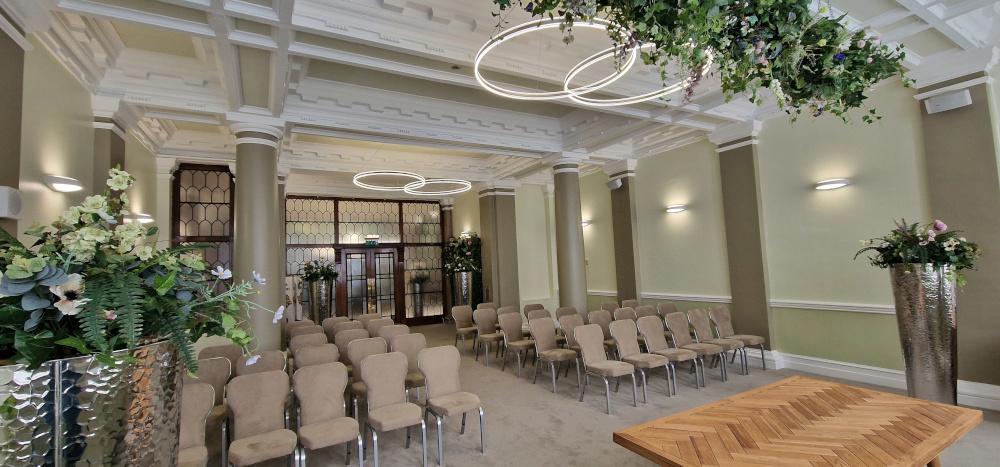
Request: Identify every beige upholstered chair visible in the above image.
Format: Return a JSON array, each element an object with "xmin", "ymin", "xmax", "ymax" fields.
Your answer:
[
  {"xmin": 360, "ymin": 352, "xmax": 427, "ymax": 467},
  {"xmin": 613, "ymin": 307, "xmax": 637, "ymax": 321},
  {"xmin": 357, "ymin": 313, "xmax": 382, "ymax": 327},
  {"xmin": 636, "ymin": 316, "xmax": 697, "ymax": 394},
  {"xmin": 523, "ymin": 303, "xmax": 545, "ymax": 314},
  {"xmin": 610, "ymin": 320, "xmax": 670, "ymax": 403},
  {"xmin": 198, "ymin": 344, "xmax": 242, "ymax": 376},
  {"xmin": 472, "ymin": 308, "xmax": 503, "ymax": 367},
  {"xmin": 284, "ymin": 319, "xmax": 316, "ymax": 340},
  {"xmin": 525, "ymin": 309, "xmax": 550, "ymax": 321},
  {"xmin": 528, "ymin": 317, "xmax": 579, "ymax": 392},
  {"xmin": 688, "ymin": 309, "xmax": 746, "ymax": 377},
  {"xmin": 184, "ymin": 356, "xmax": 231, "ymax": 462},
  {"xmin": 574, "ymin": 324, "xmax": 636, "ymax": 414},
  {"xmin": 347, "ymin": 337, "xmax": 388, "ymax": 418},
  {"xmin": 226, "ymin": 371, "xmax": 297, "ymax": 466},
  {"xmin": 621, "ymin": 299, "xmax": 640, "ymax": 309},
  {"xmin": 179, "ymin": 382, "xmax": 214, "ymax": 467},
  {"xmin": 586, "ymin": 310, "xmax": 617, "ymax": 355},
  {"xmin": 635, "ymin": 305, "xmax": 658, "ymax": 319},
  {"xmin": 656, "ymin": 302, "xmax": 679, "ymax": 318},
  {"xmin": 554, "ymin": 306, "xmax": 578, "ymax": 321},
  {"xmin": 498, "ymin": 312, "xmax": 534, "ymax": 377},
  {"xmin": 289, "ymin": 332, "xmax": 328, "ymax": 354},
  {"xmin": 289, "ymin": 324, "xmax": 325, "ymax": 340},
  {"xmin": 293, "ymin": 362, "xmax": 362, "ymax": 466},
  {"xmin": 322, "ymin": 316, "xmax": 351, "ymax": 341},
  {"xmin": 476, "ymin": 302, "xmax": 496, "ymax": 310},
  {"xmin": 496, "ymin": 306, "xmax": 518, "ymax": 316},
  {"xmin": 418, "ymin": 346, "xmax": 485, "ymax": 466},
  {"xmin": 663, "ymin": 312, "xmax": 724, "ymax": 386},
  {"xmin": 334, "ymin": 328, "xmax": 370, "ymax": 369},
  {"xmin": 235, "ymin": 350, "xmax": 286, "ymax": 376},
  {"xmin": 365, "ymin": 317, "xmax": 394, "ymax": 337},
  {"xmin": 558, "ymin": 313, "xmax": 584, "ymax": 353},
  {"xmin": 710, "ymin": 306, "xmax": 767, "ymax": 370},
  {"xmin": 378, "ymin": 324, "xmax": 410, "ymax": 343},
  {"xmin": 451, "ymin": 305, "xmax": 477, "ymax": 350},
  {"xmin": 600, "ymin": 302, "xmax": 618, "ymax": 312},
  {"xmin": 293, "ymin": 344, "xmax": 340, "ymax": 369},
  {"xmin": 332, "ymin": 320, "xmax": 365, "ymax": 336},
  {"xmin": 390, "ymin": 333, "xmax": 427, "ymax": 402}
]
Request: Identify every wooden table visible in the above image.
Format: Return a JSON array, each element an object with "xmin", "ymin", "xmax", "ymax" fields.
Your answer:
[{"xmin": 613, "ymin": 376, "xmax": 982, "ymax": 466}]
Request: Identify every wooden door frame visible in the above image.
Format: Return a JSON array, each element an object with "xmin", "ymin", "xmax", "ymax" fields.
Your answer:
[{"xmin": 337, "ymin": 246, "xmax": 405, "ymax": 322}]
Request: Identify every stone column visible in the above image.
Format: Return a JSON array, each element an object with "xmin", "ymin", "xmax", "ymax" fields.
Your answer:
[
  {"xmin": 605, "ymin": 159, "xmax": 642, "ymax": 303},
  {"xmin": 231, "ymin": 121, "xmax": 283, "ymax": 351},
  {"xmin": 92, "ymin": 117, "xmax": 125, "ymax": 185},
  {"xmin": 277, "ymin": 168, "xmax": 288, "ymax": 298},
  {"xmin": 552, "ymin": 158, "xmax": 588, "ymax": 316},
  {"xmin": 478, "ymin": 183, "xmax": 520, "ymax": 307},
  {"xmin": 154, "ymin": 157, "xmax": 176, "ymax": 248},
  {"xmin": 0, "ymin": 25, "xmax": 25, "ymax": 234},
  {"xmin": 440, "ymin": 198, "xmax": 454, "ymax": 315},
  {"xmin": 915, "ymin": 68, "xmax": 1000, "ymax": 385},
  {"xmin": 710, "ymin": 122, "xmax": 771, "ymax": 348}
]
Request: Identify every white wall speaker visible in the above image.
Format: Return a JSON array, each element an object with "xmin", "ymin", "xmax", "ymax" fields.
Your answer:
[
  {"xmin": 924, "ymin": 89, "xmax": 972, "ymax": 114},
  {"xmin": 0, "ymin": 186, "xmax": 22, "ymax": 219},
  {"xmin": 607, "ymin": 178, "xmax": 623, "ymax": 190}
]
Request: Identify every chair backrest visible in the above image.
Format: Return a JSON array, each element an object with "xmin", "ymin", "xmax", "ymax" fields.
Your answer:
[
  {"xmin": 497, "ymin": 306, "xmax": 518, "ymax": 316},
  {"xmin": 390, "ymin": 333, "xmax": 426, "ymax": 372},
  {"xmin": 357, "ymin": 313, "xmax": 382, "ymax": 326},
  {"xmin": 600, "ymin": 302, "xmax": 618, "ymax": 312},
  {"xmin": 417, "ymin": 346, "xmax": 462, "ymax": 400},
  {"xmin": 621, "ymin": 299, "xmax": 640, "ymax": 309},
  {"xmin": 289, "ymin": 324, "xmax": 325, "ymax": 340},
  {"xmin": 477, "ymin": 302, "xmax": 497, "ymax": 310},
  {"xmin": 293, "ymin": 344, "xmax": 340, "ymax": 369},
  {"xmin": 609, "ymin": 319, "xmax": 641, "ymax": 358},
  {"xmin": 284, "ymin": 319, "xmax": 316, "ymax": 338},
  {"xmin": 334, "ymin": 328, "xmax": 370, "ymax": 365},
  {"xmin": 348, "ymin": 337, "xmax": 388, "ymax": 379},
  {"xmin": 289, "ymin": 333, "xmax": 328, "ymax": 354},
  {"xmin": 322, "ymin": 317, "xmax": 350, "ymax": 341},
  {"xmin": 179, "ymin": 381, "xmax": 215, "ymax": 450},
  {"xmin": 185, "ymin": 357, "xmax": 230, "ymax": 405},
  {"xmin": 554, "ymin": 306, "xmax": 578, "ymax": 320},
  {"xmin": 236, "ymin": 350, "xmax": 286, "ymax": 376},
  {"xmin": 365, "ymin": 317, "xmax": 394, "ymax": 337},
  {"xmin": 636, "ymin": 316, "xmax": 670, "ymax": 353},
  {"xmin": 332, "ymin": 320, "xmax": 364, "ymax": 336},
  {"xmin": 663, "ymin": 312, "xmax": 694, "ymax": 347},
  {"xmin": 452, "ymin": 305, "xmax": 473, "ymax": 327},
  {"xmin": 709, "ymin": 307, "xmax": 736, "ymax": 337},
  {"xmin": 686, "ymin": 309, "xmax": 716, "ymax": 342},
  {"xmin": 657, "ymin": 302, "xmax": 679, "ymax": 318},
  {"xmin": 360, "ymin": 352, "xmax": 408, "ymax": 411},
  {"xmin": 197, "ymin": 344, "xmax": 242, "ymax": 373},
  {"xmin": 523, "ymin": 303, "xmax": 545, "ymax": 313},
  {"xmin": 378, "ymin": 324, "xmax": 410, "ymax": 342},
  {"xmin": 574, "ymin": 324, "xmax": 609, "ymax": 366},
  {"xmin": 472, "ymin": 308, "xmax": 498, "ymax": 335},
  {"xmin": 635, "ymin": 305, "xmax": 658, "ymax": 319},
  {"xmin": 526, "ymin": 309, "xmax": 550, "ymax": 321},
  {"xmin": 528, "ymin": 317, "xmax": 559, "ymax": 353},
  {"xmin": 587, "ymin": 310, "xmax": 613, "ymax": 339},
  {"xmin": 558, "ymin": 314, "xmax": 584, "ymax": 348},
  {"xmin": 613, "ymin": 307, "xmax": 637, "ymax": 321},
  {"xmin": 227, "ymin": 370, "xmax": 289, "ymax": 440},
  {"xmin": 293, "ymin": 362, "xmax": 348, "ymax": 426},
  {"xmin": 498, "ymin": 311, "xmax": 524, "ymax": 342}
]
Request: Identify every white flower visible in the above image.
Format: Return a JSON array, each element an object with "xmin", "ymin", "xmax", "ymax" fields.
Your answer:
[
  {"xmin": 50, "ymin": 273, "xmax": 89, "ymax": 316},
  {"xmin": 272, "ymin": 305, "xmax": 284, "ymax": 324},
  {"xmin": 12, "ymin": 370, "xmax": 33, "ymax": 386},
  {"xmin": 60, "ymin": 207, "xmax": 83, "ymax": 225},
  {"xmin": 80, "ymin": 195, "xmax": 108, "ymax": 214},
  {"xmin": 245, "ymin": 355, "xmax": 260, "ymax": 366},
  {"xmin": 107, "ymin": 168, "xmax": 133, "ymax": 191},
  {"xmin": 211, "ymin": 266, "xmax": 232, "ymax": 280},
  {"xmin": 252, "ymin": 270, "xmax": 267, "ymax": 285},
  {"xmin": 134, "ymin": 245, "xmax": 154, "ymax": 261}
]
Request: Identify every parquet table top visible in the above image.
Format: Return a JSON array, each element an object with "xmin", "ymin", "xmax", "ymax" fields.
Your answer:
[{"xmin": 613, "ymin": 376, "xmax": 982, "ymax": 467}]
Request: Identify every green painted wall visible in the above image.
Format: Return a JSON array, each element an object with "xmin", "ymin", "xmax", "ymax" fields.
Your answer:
[
  {"xmin": 450, "ymin": 189, "xmax": 480, "ymax": 237},
  {"xmin": 516, "ymin": 185, "xmax": 558, "ymax": 309},
  {"xmin": 579, "ymin": 172, "xmax": 617, "ymax": 293},
  {"xmin": 124, "ymin": 134, "xmax": 157, "ymax": 225},
  {"xmin": 770, "ymin": 308, "xmax": 903, "ymax": 369}
]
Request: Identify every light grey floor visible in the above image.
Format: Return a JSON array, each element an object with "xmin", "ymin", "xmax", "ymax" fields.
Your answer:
[{"xmin": 236, "ymin": 323, "xmax": 999, "ymax": 467}]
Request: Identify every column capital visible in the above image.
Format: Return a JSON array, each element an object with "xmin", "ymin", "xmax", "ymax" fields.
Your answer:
[
  {"xmin": 154, "ymin": 156, "xmax": 178, "ymax": 175},
  {"xmin": 909, "ymin": 47, "xmax": 998, "ymax": 90},
  {"xmin": 92, "ymin": 96, "xmax": 141, "ymax": 138},
  {"xmin": 604, "ymin": 159, "xmax": 637, "ymax": 180},
  {"xmin": 227, "ymin": 112, "xmax": 286, "ymax": 140},
  {"xmin": 477, "ymin": 180, "xmax": 519, "ymax": 198},
  {"xmin": 440, "ymin": 198, "xmax": 454, "ymax": 210},
  {"xmin": 709, "ymin": 121, "xmax": 761, "ymax": 152}
]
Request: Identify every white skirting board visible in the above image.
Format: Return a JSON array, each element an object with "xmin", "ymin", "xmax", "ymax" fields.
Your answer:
[{"xmin": 743, "ymin": 350, "xmax": 1000, "ymax": 411}]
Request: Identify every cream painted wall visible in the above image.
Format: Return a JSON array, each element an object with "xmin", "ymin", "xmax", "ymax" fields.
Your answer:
[
  {"xmin": 635, "ymin": 139, "xmax": 731, "ymax": 297},
  {"xmin": 515, "ymin": 185, "xmax": 557, "ymax": 309},
  {"xmin": 758, "ymin": 81, "xmax": 928, "ymax": 306},
  {"xmin": 124, "ymin": 134, "xmax": 157, "ymax": 222},
  {"xmin": 18, "ymin": 37, "xmax": 95, "ymax": 244},
  {"xmin": 450, "ymin": 190, "xmax": 479, "ymax": 237},
  {"xmin": 579, "ymin": 172, "xmax": 617, "ymax": 293}
]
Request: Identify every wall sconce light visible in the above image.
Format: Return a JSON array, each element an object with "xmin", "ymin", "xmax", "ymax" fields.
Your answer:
[
  {"xmin": 581, "ymin": 220, "xmax": 593, "ymax": 227},
  {"xmin": 43, "ymin": 175, "xmax": 83, "ymax": 193},
  {"xmin": 460, "ymin": 230, "xmax": 472, "ymax": 238},
  {"xmin": 127, "ymin": 213, "xmax": 154, "ymax": 224},
  {"xmin": 665, "ymin": 204, "xmax": 688, "ymax": 214},
  {"xmin": 814, "ymin": 178, "xmax": 851, "ymax": 191}
]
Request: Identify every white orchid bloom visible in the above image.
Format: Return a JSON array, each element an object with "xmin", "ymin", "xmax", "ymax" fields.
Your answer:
[
  {"xmin": 211, "ymin": 266, "xmax": 232, "ymax": 280},
  {"xmin": 272, "ymin": 305, "xmax": 285, "ymax": 324},
  {"xmin": 50, "ymin": 274, "xmax": 89, "ymax": 316},
  {"xmin": 252, "ymin": 270, "xmax": 267, "ymax": 285},
  {"xmin": 245, "ymin": 355, "xmax": 260, "ymax": 366}
]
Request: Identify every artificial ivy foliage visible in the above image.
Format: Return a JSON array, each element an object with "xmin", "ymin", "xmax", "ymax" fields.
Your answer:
[{"xmin": 493, "ymin": 0, "xmax": 909, "ymax": 122}]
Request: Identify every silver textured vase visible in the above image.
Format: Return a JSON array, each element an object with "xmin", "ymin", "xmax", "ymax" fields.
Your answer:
[
  {"xmin": 454, "ymin": 272, "xmax": 472, "ymax": 306},
  {"xmin": 890, "ymin": 264, "xmax": 958, "ymax": 405},
  {"xmin": 307, "ymin": 279, "xmax": 334, "ymax": 322},
  {"xmin": 0, "ymin": 341, "xmax": 182, "ymax": 466}
]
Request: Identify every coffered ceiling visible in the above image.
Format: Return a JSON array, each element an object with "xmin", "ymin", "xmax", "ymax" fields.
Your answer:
[{"xmin": 2, "ymin": 0, "xmax": 999, "ymax": 196}]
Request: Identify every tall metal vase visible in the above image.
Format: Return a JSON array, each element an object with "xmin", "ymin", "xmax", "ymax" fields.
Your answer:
[
  {"xmin": 452, "ymin": 271, "xmax": 472, "ymax": 306},
  {"xmin": 307, "ymin": 279, "xmax": 334, "ymax": 322},
  {"xmin": 0, "ymin": 341, "xmax": 182, "ymax": 466},
  {"xmin": 889, "ymin": 264, "xmax": 958, "ymax": 405}
]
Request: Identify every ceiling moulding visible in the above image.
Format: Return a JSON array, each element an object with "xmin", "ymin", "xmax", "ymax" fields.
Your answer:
[
  {"xmin": 708, "ymin": 120, "xmax": 762, "ymax": 147},
  {"xmin": 54, "ymin": 0, "xmax": 215, "ymax": 37},
  {"xmin": 290, "ymin": 126, "xmax": 546, "ymax": 159},
  {"xmin": 907, "ymin": 47, "xmax": 1000, "ymax": 89}
]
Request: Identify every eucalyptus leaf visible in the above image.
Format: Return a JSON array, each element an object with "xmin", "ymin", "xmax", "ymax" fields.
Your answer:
[
  {"xmin": 0, "ymin": 276, "xmax": 36, "ymax": 296},
  {"xmin": 21, "ymin": 292, "xmax": 51, "ymax": 312}
]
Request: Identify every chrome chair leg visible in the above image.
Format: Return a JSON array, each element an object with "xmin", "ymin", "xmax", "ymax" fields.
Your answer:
[
  {"xmin": 516, "ymin": 351, "xmax": 523, "ymax": 378},
  {"xmin": 532, "ymin": 358, "xmax": 540, "ymax": 384},
  {"xmin": 631, "ymin": 374, "xmax": 638, "ymax": 407},
  {"xmin": 578, "ymin": 372, "xmax": 588, "ymax": 401},
  {"xmin": 760, "ymin": 344, "xmax": 766, "ymax": 370},
  {"xmin": 420, "ymin": 419, "xmax": 428, "ymax": 467},
  {"xmin": 436, "ymin": 414, "xmax": 444, "ymax": 467},
  {"xmin": 371, "ymin": 426, "xmax": 379, "ymax": 467},
  {"xmin": 356, "ymin": 433, "xmax": 363, "ymax": 467},
  {"xmin": 602, "ymin": 377, "xmax": 612, "ymax": 414},
  {"xmin": 639, "ymin": 369, "xmax": 648, "ymax": 403},
  {"xmin": 405, "ymin": 426, "xmax": 411, "ymax": 449},
  {"xmin": 550, "ymin": 361, "xmax": 557, "ymax": 393},
  {"xmin": 478, "ymin": 407, "xmax": 485, "ymax": 454},
  {"xmin": 575, "ymin": 359, "xmax": 582, "ymax": 388},
  {"xmin": 460, "ymin": 413, "xmax": 466, "ymax": 435}
]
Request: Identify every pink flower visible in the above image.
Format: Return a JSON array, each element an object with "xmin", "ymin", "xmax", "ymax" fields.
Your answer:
[
  {"xmin": 932, "ymin": 220, "xmax": 947, "ymax": 232},
  {"xmin": 104, "ymin": 309, "xmax": 117, "ymax": 321},
  {"xmin": 856, "ymin": 40, "xmax": 867, "ymax": 48}
]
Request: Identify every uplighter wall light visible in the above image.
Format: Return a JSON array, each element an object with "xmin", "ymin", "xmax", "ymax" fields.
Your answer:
[
  {"xmin": 43, "ymin": 175, "xmax": 83, "ymax": 193},
  {"xmin": 665, "ymin": 204, "xmax": 688, "ymax": 214},
  {"xmin": 814, "ymin": 178, "xmax": 851, "ymax": 191},
  {"xmin": 581, "ymin": 220, "xmax": 593, "ymax": 227}
]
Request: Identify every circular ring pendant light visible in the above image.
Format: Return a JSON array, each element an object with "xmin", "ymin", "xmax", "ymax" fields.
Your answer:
[
  {"xmin": 403, "ymin": 179, "xmax": 473, "ymax": 196},
  {"xmin": 352, "ymin": 170, "xmax": 426, "ymax": 191}
]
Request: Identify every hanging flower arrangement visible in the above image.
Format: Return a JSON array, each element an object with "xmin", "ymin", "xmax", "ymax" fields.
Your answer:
[
  {"xmin": 444, "ymin": 234, "xmax": 482, "ymax": 273},
  {"xmin": 492, "ymin": 0, "xmax": 908, "ymax": 122}
]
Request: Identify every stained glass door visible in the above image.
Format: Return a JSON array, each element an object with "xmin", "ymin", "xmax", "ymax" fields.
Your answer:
[{"xmin": 339, "ymin": 248, "xmax": 403, "ymax": 321}]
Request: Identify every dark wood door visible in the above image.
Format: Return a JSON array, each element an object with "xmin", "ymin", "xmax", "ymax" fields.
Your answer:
[{"xmin": 337, "ymin": 247, "xmax": 404, "ymax": 322}]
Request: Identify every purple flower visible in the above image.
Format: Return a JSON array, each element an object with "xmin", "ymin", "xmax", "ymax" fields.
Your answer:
[
  {"xmin": 932, "ymin": 220, "xmax": 948, "ymax": 232},
  {"xmin": 834, "ymin": 53, "xmax": 846, "ymax": 61},
  {"xmin": 524, "ymin": 2, "xmax": 533, "ymax": 12}
]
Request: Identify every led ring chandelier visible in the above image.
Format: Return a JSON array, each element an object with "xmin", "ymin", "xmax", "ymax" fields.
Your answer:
[{"xmin": 353, "ymin": 171, "xmax": 472, "ymax": 196}]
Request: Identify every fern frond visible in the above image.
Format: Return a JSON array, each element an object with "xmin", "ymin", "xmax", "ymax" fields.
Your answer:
[
  {"xmin": 163, "ymin": 311, "xmax": 197, "ymax": 372},
  {"xmin": 80, "ymin": 275, "xmax": 111, "ymax": 352},
  {"xmin": 113, "ymin": 272, "xmax": 145, "ymax": 350}
]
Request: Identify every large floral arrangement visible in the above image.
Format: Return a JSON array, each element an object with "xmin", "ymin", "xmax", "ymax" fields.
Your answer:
[
  {"xmin": 443, "ymin": 234, "xmax": 482, "ymax": 273},
  {"xmin": 302, "ymin": 260, "xmax": 338, "ymax": 282},
  {"xmin": 0, "ymin": 169, "xmax": 276, "ymax": 370},
  {"xmin": 855, "ymin": 220, "xmax": 980, "ymax": 285},
  {"xmin": 492, "ymin": 0, "xmax": 908, "ymax": 122}
]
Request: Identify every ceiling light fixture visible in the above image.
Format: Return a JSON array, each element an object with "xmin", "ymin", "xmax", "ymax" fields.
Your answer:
[
  {"xmin": 403, "ymin": 179, "xmax": 472, "ymax": 196},
  {"xmin": 353, "ymin": 170, "xmax": 426, "ymax": 192},
  {"xmin": 665, "ymin": 204, "xmax": 688, "ymax": 213},
  {"xmin": 814, "ymin": 178, "xmax": 851, "ymax": 191},
  {"xmin": 43, "ymin": 175, "xmax": 83, "ymax": 193}
]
